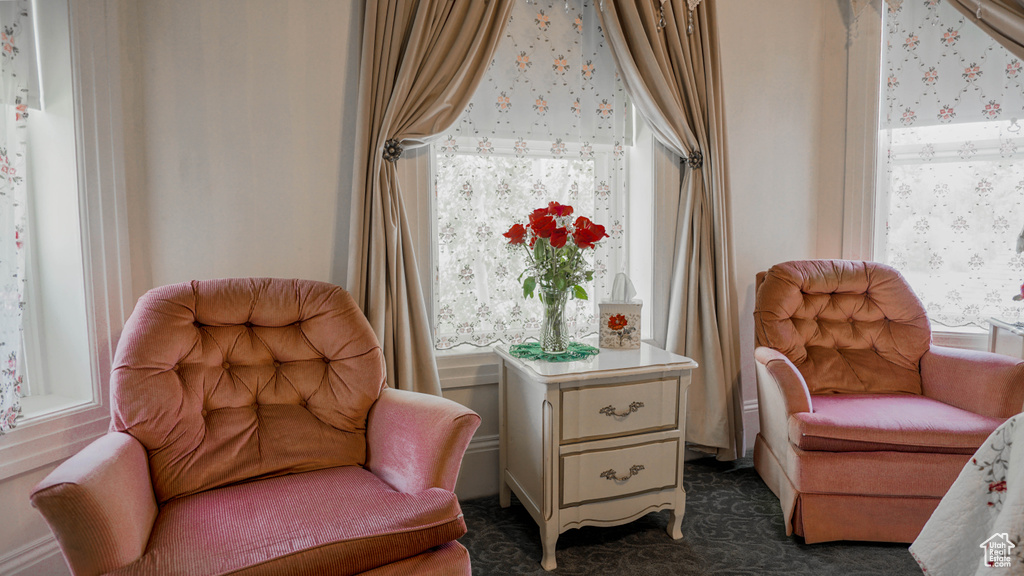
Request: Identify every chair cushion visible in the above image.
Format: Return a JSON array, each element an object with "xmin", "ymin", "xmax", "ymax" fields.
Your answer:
[
  {"xmin": 107, "ymin": 466, "xmax": 466, "ymax": 576},
  {"xmin": 789, "ymin": 394, "xmax": 1004, "ymax": 454},
  {"xmin": 754, "ymin": 260, "xmax": 931, "ymax": 395},
  {"xmin": 111, "ymin": 278, "xmax": 387, "ymax": 502}
]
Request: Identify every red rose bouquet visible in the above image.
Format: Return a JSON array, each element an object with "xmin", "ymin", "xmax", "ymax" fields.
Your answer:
[
  {"xmin": 503, "ymin": 201, "xmax": 608, "ymax": 300},
  {"xmin": 503, "ymin": 202, "xmax": 608, "ymax": 353}
]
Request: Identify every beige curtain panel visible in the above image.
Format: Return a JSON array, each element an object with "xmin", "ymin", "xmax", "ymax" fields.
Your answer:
[
  {"xmin": 597, "ymin": 0, "xmax": 743, "ymax": 460},
  {"xmin": 349, "ymin": 0, "xmax": 514, "ymax": 395},
  {"xmin": 946, "ymin": 0, "xmax": 1024, "ymax": 60}
]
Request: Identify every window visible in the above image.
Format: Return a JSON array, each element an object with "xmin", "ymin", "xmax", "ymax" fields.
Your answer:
[
  {"xmin": 430, "ymin": 0, "xmax": 629, "ymax": 350},
  {"xmin": 20, "ymin": 0, "xmax": 92, "ymax": 418},
  {"xmin": 0, "ymin": 0, "xmax": 131, "ymax": 480},
  {"xmin": 877, "ymin": 0, "xmax": 1024, "ymax": 329}
]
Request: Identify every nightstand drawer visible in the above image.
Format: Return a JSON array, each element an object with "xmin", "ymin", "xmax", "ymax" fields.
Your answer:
[
  {"xmin": 561, "ymin": 440, "xmax": 678, "ymax": 506},
  {"xmin": 561, "ymin": 378, "xmax": 678, "ymax": 442}
]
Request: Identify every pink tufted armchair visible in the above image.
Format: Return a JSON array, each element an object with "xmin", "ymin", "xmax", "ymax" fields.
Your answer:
[
  {"xmin": 753, "ymin": 260, "xmax": 1024, "ymax": 544},
  {"xmin": 30, "ymin": 278, "xmax": 480, "ymax": 576}
]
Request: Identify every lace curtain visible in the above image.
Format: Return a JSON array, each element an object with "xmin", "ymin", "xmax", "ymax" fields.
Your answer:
[
  {"xmin": 432, "ymin": 0, "xmax": 627, "ymax": 349},
  {"xmin": 0, "ymin": 0, "xmax": 32, "ymax": 433},
  {"xmin": 880, "ymin": 0, "xmax": 1024, "ymax": 328}
]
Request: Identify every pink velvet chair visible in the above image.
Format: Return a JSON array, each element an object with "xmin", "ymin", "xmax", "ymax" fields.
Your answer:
[
  {"xmin": 753, "ymin": 260, "xmax": 1024, "ymax": 543},
  {"xmin": 30, "ymin": 278, "xmax": 480, "ymax": 576}
]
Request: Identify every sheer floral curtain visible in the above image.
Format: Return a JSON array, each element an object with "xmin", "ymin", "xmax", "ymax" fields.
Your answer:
[
  {"xmin": 880, "ymin": 0, "xmax": 1024, "ymax": 328},
  {"xmin": 432, "ymin": 0, "xmax": 628, "ymax": 349},
  {"xmin": 0, "ymin": 0, "xmax": 32, "ymax": 433}
]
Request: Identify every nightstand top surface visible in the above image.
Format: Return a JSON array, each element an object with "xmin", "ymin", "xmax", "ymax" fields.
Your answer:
[
  {"xmin": 989, "ymin": 317, "xmax": 1024, "ymax": 335},
  {"xmin": 494, "ymin": 340, "xmax": 697, "ymax": 384}
]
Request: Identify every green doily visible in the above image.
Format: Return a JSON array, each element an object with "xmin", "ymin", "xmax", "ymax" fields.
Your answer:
[{"xmin": 508, "ymin": 341, "xmax": 600, "ymax": 362}]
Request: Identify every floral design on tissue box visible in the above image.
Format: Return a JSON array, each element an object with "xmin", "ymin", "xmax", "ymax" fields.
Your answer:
[{"xmin": 599, "ymin": 302, "xmax": 641, "ymax": 349}]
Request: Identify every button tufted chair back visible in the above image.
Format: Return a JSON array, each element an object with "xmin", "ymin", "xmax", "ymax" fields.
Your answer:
[
  {"xmin": 754, "ymin": 260, "xmax": 932, "ymax": 395},
  {"xmin": 111, "ymin": 278, "xmax": 386, "ymax": 503}
]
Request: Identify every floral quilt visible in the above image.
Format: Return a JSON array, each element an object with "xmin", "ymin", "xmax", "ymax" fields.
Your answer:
[{"xmin": 911, "ymin": 413, "xmax": 1023, "ymax": 574}]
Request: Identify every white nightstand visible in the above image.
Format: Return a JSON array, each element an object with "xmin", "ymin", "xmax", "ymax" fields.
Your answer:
[{"xmin": 495, "ymin": 342, "xmax": 697, "ymax": 570}]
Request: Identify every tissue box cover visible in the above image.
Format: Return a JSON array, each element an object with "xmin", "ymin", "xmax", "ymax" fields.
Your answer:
[{"xmin": 599, "ymin": 301, "xmax": 642, "ymax": 349}]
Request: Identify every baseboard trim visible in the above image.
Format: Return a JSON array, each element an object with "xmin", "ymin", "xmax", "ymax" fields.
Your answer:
[
  {"xmin": 742, "ymin": 399, "xmax": 759, "ymax": 453},
  {"xmin": 0, "ymin": 534, "xmax": 60, "ymax": 575},
  {"xmin": 465, "ymin": 433, "xmax": 499, "ymax": 454}
]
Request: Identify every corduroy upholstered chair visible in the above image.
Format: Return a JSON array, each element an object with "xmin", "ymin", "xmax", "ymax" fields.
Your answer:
[
  {"xmin": 30, "ymin": 278, "xmax": 480, "ymax": 576},
  {"xmin": 753, "ymin": 260, "xmax": 1024, "ymax": 543}
]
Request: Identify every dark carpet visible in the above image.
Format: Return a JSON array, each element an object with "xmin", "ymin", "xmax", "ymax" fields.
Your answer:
[{"xmin": 459, "ymin": 456, "xmax": 922, "ymax": 575}]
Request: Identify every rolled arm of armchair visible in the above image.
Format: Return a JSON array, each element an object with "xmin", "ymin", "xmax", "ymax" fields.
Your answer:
[
  {"xmin": 30, "ymin": 432, "xmax": 158, "ymax": 576},
  {"xmin": 754, "ymin": 347, "xmax": 813, "ymax": 415},
  {"xmin": 366, "ymin": 387, "xmax": 481, "ymax": 493},
  {"xmin": 920, "ymin": 345, "xmax": 1024, "ymax": 419}
]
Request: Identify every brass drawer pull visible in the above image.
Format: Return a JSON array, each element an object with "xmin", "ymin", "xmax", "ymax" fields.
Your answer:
[
  {"xmin": 599, "ymin": 401, "xmax": 644, "ymax": 417},
  {"xmin": 600, "ymin": 464, "xmax": 645, "ymax": 482}
]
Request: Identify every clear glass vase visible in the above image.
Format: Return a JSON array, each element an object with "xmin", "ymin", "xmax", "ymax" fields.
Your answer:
[{"xmin": 539, "ymin": 287, "xmax": 570, "ymax": 354}]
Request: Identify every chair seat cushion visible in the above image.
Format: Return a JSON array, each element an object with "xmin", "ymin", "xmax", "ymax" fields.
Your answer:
[
  {"xmin": 108, "ymin": 465, "xmax": 466, "ymax": 576},
  {"xmin": 789, "ymin": 394, "xmax": 1004, "ymax": 454}
]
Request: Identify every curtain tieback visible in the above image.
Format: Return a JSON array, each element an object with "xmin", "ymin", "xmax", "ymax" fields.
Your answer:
[
  {"xmin": 382, "ymin": 138, "xmax": 404, "ymax": 162},
  {"xmin": 687, "ymin": 150, "xmax": 704, "ymax": 170},
  {"xmin": 657, "ymin": 0, "xmax": 702, "ymax": 34}
]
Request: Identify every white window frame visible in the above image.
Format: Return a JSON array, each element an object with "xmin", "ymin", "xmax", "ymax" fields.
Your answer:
[
  {"xmin": 397, "ymin": 115, "xmax": 674, "ymax": 386},
  {"xmin": 841, "ymin": 1, "xmax": 884, "ymax": 264},
  {"xmin": 0, "ymin": 0, "xmax": 133, "ymax": 480},
  {"xmin": 842, "ymin": 0, "xmax": 988, "ymax": 351}
]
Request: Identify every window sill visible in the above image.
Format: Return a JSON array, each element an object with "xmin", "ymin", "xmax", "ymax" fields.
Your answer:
[
  {"xmin": 932, "ymin": 326, "xmax": 989, "ymax": 352},
  {"xmin": 0, "ymin": 399, "xmax": 109, "ymax": 480},
  {"xmin": 19, "ymin": 394, "xmax": 90, "ymax": 421},
  {"xmin": 434, "ymin": 345, "xmax": 499, "ymax": 360},
  {"xmin": 434, "ymin": 337, "xmax": 661, "ymax": 390}
]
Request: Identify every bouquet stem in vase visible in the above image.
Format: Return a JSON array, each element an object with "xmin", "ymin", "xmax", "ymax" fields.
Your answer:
[{"xmin": 540, "ymin": 287, "xmax": 569, "ymax": 354}]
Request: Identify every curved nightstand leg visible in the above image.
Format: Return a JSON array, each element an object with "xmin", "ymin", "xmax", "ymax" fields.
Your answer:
[
  {"xmin": 667, "ymin": 508, "xmax": 684, "ymax": 539},
  {"xmin": 540, "ymin": 525, "xmax": 558, "ymax": 571},
  {"xmin": 668, "ymin": 488, "xmax": 686, "ymax": 539}
]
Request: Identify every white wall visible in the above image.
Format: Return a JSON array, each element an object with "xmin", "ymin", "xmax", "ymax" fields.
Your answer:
[
  {"xmin": 125, "ymin": 0, "xmax": 364, "ymax": 298},
  {"xmin": 0, "ymin": 462, "xmax": 70, "ymax": 575},
  {"xmin": 717, "ymin": 0, "xmax": 849, "ymax": 446}
]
